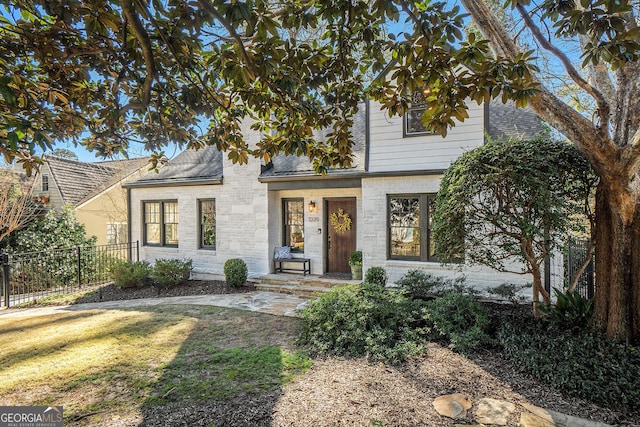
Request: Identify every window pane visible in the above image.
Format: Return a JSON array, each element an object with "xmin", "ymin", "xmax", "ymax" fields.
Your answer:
[
  {"xmin": 145, "ymin": 203, "xmax": 160, "ymax": 223},
  {"xmin": 202, "ymin": 225, "xmax": 216, "ymax": 247},
  {"xmin": 200, "ymin": 200, "xmax": 216, "ymax": 249},
  {"xmin": 428, "ymin": 196, "xmax": 436, "ymax": 259},
  {"xmin": 164, "ymin": 223, "xmax": 178, "ymax": 245},
  {"xmin": 389, "ymin": 197, "xmax": 421, "ymax": 258},
  {"xmin": 406, "ymin": 107, "xmax": 428, "ymax": 135},
  {"xmin": 146, "ymin": 224, "xmax": 160, "ymax": 244},
  {"xmin": 284, "ymin": 199, "xmax": 304, "ymax": 252},
  {"xmin": 164, "ymin": 202, "xmax": 178, "ymax": 224}
]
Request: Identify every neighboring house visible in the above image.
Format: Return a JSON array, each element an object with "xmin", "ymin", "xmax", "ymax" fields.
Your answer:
[
  {"xmin": 125, "ymin": 99, "xmax": 545, "ymax": 290},
  {"xmin": 32, "ymin": 155, "xmax": 150, "ymax": 245}
]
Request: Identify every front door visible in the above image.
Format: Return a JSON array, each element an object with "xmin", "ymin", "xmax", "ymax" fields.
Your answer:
[{"xmin": 326, "ymin": 198, "xmax": 357, "ymax": 273}]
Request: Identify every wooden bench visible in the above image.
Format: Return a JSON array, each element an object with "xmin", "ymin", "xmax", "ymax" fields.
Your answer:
[{"xmin": 273, "ymin": 246, "xmax": 311, "ymax": 276}]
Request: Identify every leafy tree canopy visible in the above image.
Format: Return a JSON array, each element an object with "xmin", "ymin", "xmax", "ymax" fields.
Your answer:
[{"xmin": 433, "ymin": 137, "xmax": 597, "ymax": 313}]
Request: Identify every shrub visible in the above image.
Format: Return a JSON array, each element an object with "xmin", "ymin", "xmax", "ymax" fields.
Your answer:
[
  {"xmin": 297, "ymin": 282, "xmax": 429, "ymax": 364},
  {"xmin": 425, "ymin": 291, "xmax": 492, "ymax": 354},
  {"xmin": 487, "ymin": 283, "xmax": 529, "ymax": 305},
  {"xmin": 110, "ymin": 260, "xmax": 152, "ymax": 289},
  {"xmin": 224, "ymin": 258, "xmax": 248, "ymax": 287},
  {"xmin": 538, "ymin": 288, "xmax": 593, "ymax": 330},
  {"xmin": 364, "ymin": 266, "xmax": 387, "ymax": 287},
  {"xmin": 396, "ymin": 270, "xmax": 464, "ymax": 300},
  {"xmin": 498, "ymin": 315, "xmax": 640, "ymax": 413},
  {"xmin": 151, "ymin": 258, "xmax": 192, "ymax": 288}
]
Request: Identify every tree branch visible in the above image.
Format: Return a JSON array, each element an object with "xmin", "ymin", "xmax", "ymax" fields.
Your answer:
[
  {"xmin": 120, "ymin": 0, "xmax": 157, "ymax": 112},
  {"xmin": 515, "ymin": 5, "xmax": 610, "ymax": 129}
]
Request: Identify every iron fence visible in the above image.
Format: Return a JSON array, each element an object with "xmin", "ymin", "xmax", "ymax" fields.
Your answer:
[
  {"xmin": 565, "ymin": 239, "xmax": 595, "ymax": 299},
  {"xmin": 1, "ymin": 241, "xmax": 139, "ymax": 308}
]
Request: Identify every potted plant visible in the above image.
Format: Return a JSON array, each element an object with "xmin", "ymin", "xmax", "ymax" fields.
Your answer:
[{"xmin": 349, "ymin": 250, "xmax": 363, "ymax": 280}]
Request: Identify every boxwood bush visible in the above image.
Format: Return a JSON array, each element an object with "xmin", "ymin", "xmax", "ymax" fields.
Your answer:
[
  {"xmin": 297, "ymin": 283, "xmax": 429, "ymax": 364},
  {"xmin": 151, "ymin": 258, "xmax": 192, "ymax": 288},
  {"xmin": 364, "ymin": 266, "xmax": 387, "ymax": 287},
  {"xmin": 498, "ymin": 314, "xmax": 640, "ymax": 413},
  {"xmin": 224, "ymin": 258, "xmax": 248, "ymax": 287},
  {"xmin": 109, "ymin": 260, "xmax": 152, "ymax": 289}
]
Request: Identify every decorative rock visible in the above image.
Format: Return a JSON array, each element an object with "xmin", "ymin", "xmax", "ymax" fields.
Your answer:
[
  {"xmin": 520, "ymin": 403, "xmax": 614, "ymax": 427},
  {"xmin": 433, "ymin": 394, "xmax": 473, "ymax": 419},
  {"xmin": 476, "ymin": 398, "xmax": 516, "ymax": 426}
]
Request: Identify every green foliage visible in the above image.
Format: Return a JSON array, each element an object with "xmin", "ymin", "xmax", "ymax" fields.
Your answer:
[
  {"xmin": 224, "ymin": 258, "xmax": 248, "ymax": 288},
  {"xmin": 499, "ymin": 315, "xmax": 640, "ymax": 413},
  {"xmin": 433, "ymin": 137, "xmax": 596, "ymax": 305},
  {"xmin": 150, "ymin": 258, "xmax": 192, "ymax": 288},
  {"xmin": 425, "ymin": 291, "xmax": 492, "ymax": 354},
  {"xmin": 109, "ymin": 260, "xmax": 152, "ymax": 289},
  {"xmin": 349, "ymin": 250, "xmax": 362, "ymax": 266},
  {"xmin": 8, "ymin": 206, "xmax": 96, "ymax": 253},
  {"xmin": 487, "ymin": 283, "xmax": 529, "ymax": 305},
  {"xmin": 538, "ymin": 288, "xmax": 594, "ymax": 330},
  {"xmin": 364, "ymin": 266, "xmax": 387, "ymax": 287},
  {"xmin": 396, "ymin": 269, "xmax": 464, "ymax": 300},
  {"xmin": 297, "ymin": 283, "xmax": 429, "ymax": 364}
]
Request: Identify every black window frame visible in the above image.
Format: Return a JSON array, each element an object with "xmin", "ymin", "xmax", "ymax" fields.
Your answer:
[
  {"xmin": 198, "ymin": 199, "xmax": 216, "ymax": 250},
  {"xmin": 142, "ymin": 200, "xmax": 178, "ymax": 247},
  {"xmin": 403, "ymin": 91, "xmax": 434, "ymax": 137},
  {"xmin": 41, "ymin": 174, "xmax": 49, "ymax": 192},
  {"xmin": 387, "ymin": 194, "xmax": 438, "ymax": 262},
  {"xmin": 282, "ymin": 198, "xmax": 305, "ymax": 253}
]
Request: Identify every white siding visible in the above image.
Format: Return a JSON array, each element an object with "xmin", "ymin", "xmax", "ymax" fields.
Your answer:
[{"xmin": 368, "ymin": 100, "xmax": 485, "ymax": 172}]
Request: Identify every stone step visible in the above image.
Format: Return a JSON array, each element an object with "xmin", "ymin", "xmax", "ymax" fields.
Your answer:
[{"xmin": 255, "ymin": 283, "xmax": 333, "ymax": 299}]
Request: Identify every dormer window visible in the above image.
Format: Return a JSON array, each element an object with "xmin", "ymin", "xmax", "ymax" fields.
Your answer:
[{"xmin": 404, "ymin": 90, "xmax": 433, "ymax": 137}]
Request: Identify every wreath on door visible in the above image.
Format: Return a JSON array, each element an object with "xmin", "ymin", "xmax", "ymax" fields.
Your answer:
[{"xmin": 330, "ymin": 208, "xmax": 352, "ymax": 233}]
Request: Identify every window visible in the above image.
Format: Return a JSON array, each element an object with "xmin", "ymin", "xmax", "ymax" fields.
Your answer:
[
  {"xmin": 199, "ymin": 199, "xmax": 216, "ymax": 249},
  {"xmin": 143, "ymin": 201, "xmax": 178, "ymax": 246},
  {"xmin": 404, "ymin": 91, "xmax": 432, "ymax": 137},
  {"xmin": 107, "ymin": 223, "xmax": 127, "ymax": 245},
  {"xmin": 388, "ymin": 194, "xmax": 437, "ymax": 262},
  {"xmin": 41, "ymin": 174, "xmax": 49, "ymax": 192},
  {"xmin": 283, "ymin": 199, "xmax": 304, "ymax": 252}
]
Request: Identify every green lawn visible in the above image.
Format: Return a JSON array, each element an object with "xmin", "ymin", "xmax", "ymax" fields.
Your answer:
[{"xmin": 0, "ymin": 305, "xmax": 309, "ymax": 426}]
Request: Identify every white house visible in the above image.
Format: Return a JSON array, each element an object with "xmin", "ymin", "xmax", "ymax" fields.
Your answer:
[{"xmin": 124, "ymin": 99, "xmax": 545, "ymax": 291}]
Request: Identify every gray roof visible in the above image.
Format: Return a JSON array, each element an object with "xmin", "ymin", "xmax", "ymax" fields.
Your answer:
[
  {"xmin": 260, "ymin": 104, "xmax": 367, "ymax": 179},
  {"xmin": 127, "ymin": 145, "xmax": 223, "ymax": 187},
  {"xmin": 486, "ymin": 101, "xmax": 544, "ymax": 141},
  {"xmin": 44, "ymin": 155, "xmax": 149, "ymax": 206}
]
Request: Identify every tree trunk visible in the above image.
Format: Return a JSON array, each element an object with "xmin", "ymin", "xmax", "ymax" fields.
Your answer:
[
  {"xmin": 530, "ymin": 263, "xmax": 550, "ymax": 318},
  {"xmin": 593, "ymin": 181, "xmax": 640, "ymax": 342}
]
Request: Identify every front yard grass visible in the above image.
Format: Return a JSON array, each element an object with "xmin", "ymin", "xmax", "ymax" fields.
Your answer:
[{"xmin": 0, "ymin": 305, "xmax": 307, "ymax": 426}]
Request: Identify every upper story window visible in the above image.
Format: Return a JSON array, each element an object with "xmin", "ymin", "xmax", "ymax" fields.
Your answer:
[
  {"xmin": 199, "ymin": 199, "xmax": 216, "ymax": 250},
  {"xmin": 283, "ymin": 198, "xmax": 304, "ymax": 253},
  {"xmin": 404, "ymin": 90, "xmax": 433, "ymax": 137},
  {"xmin": 143, "ymin": 200, "xmax": 178, "ymax": 247},
  {"xmin": 41, "ymin": 174, "xmax": 49, "ymax": 192},
  {"xmin": 388, "ymin": 194, "xmax": 437, "ymax": 262}
]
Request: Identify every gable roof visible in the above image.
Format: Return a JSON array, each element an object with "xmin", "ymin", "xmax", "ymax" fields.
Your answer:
[
  {"xmin": 44, "ymin": 155, "xmax": 150, "ymax": 206},
  {"xmin": 124, "ymin": 146, "xmax": 223, "ymax": 188}
]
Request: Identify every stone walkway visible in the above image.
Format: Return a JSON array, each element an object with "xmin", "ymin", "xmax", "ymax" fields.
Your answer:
[{"xmin": 0, "ymin": 291, "xmax": 310, "ymax": 320}]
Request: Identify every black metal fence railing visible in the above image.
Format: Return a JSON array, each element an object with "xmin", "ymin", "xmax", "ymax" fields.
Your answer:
[
  {"xmin": 565, "ymin": 239, "xmax": 595, "ymax": 299},
  {"xmin": 1, "ymin": 241, "xmax": 139, "ymax": 308}
]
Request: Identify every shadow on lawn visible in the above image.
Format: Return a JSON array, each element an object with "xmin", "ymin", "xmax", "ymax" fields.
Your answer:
[{"xmin": 138, "ymin": 305, "xmax": 306, "ymax": 427}]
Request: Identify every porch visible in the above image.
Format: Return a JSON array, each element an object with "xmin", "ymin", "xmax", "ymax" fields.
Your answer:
[{"xmin": 256, "ymin": 273, "xmax": 361, "ymax": 299}]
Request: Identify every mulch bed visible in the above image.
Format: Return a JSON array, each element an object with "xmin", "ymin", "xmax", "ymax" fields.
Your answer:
[{"xmin": 73, "ymin": 280, "xmax": 256, "ymax": 304}]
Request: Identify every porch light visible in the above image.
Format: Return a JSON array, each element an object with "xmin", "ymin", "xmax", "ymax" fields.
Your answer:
[{"xmin": 308, "ymin": 201, "xmax": 316, "ymax": 212}]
